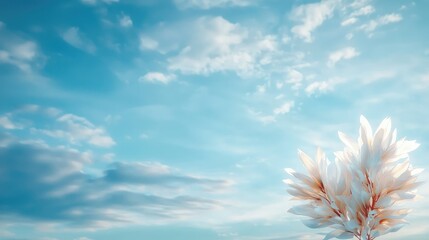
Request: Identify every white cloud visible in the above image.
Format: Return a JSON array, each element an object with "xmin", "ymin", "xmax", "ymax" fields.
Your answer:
[
  {"xmin": 341, "ymin": 17, "xmax": 357, "ymax": 26},
  {"xmin": 350, "ymin": 5, "xmax": 375, "ymax": 17},
  {"xmin": 168, "ymin": 16, "xmax": 247, "ymax": 75},
  {"xmin": 290, "ymin": 0, "xmax": 338, "ymax": 42},
  {"xmin": 0, "ymin": 134, "xmax": 231, "ymax": 228},
  {"xmin": 61, "ymin": 27, "xmax": 96, "ymax": 53},
  {"xmin": 305, "ymin": 81, "xmax": 331, "ymax": 95},
  {"xmin": 257, "ymin": 34, "xmax": 277, "ymax": 51},
  {"xmin": 0, "ymin": 116, "xmax": 21, "ymax": 129},
  {"xmin": 286, "ymin": 69, "xmax": 303, "ymax": 90},
  {"xmin": 248, "ymin": 109, "xmax": 276, "ymax": 124},
  {"xmin": 362, "ymin": 70, "xmax": 396, "ymax": 84},
  {"xmin": 165, "ymin": 16, "xmax": 278, "ymax": 77},
  {"xmin": 327, "ymin": 47, "xmax": 359, "ymax": 67},
  {"xmin": 360, "ymin": 13, "xmax": 402, "ymax": 34},
  {"xmin": 0, "ymin": 106, "xmax": 115, "ymax": 148},
  {"xmin": 139, "ymin": 72, "xmax": 175, "ymax": 84},
  {"xmin": 119, "ymin": 14, "xmax": 133, "ymax": 28},
  {"xmin": 0, "ymin": 41, "xmax": 39, "ymax": 72},
  {"xmin": 138, "ymin": 16, "xmax": 311, "ymax": 79},
  {"xmin": 349, "ymin": 0, "xmax": 371, "ymax": 9},
  {"xmin": 379, "ymin": 13, "xmax": 403, "ymax": 24},
  {"xmin": 81, "ymin": 0, "xmax": 119, "ymax": 5},
  {"xmin": 305, "ymin": 78, "xmax": 343, "ymax": 96},
  {"xmin": 273, "ymin": 101, "xmax": 294, "ymax": 115},
  {"xmin": 139, "ymin": 36, "xmax": 159, "ymax": 51},
  {"xmin": 256, "ymin": 84, "xmax": 266, "ymax": 94},
  {"xmin": 18, "ymin": 104, "xmax": 40, "ymax": 113},
  {"xmin": 174, "ymin": 0, "xmax": 251, "ymax": 9},
  {"xmin": 36, "ymin": 113, "xmax": 115, "ymax": 148},
  {"xmin": 10, "ymin": 41, "xmax": 37, "ymax": 60}
]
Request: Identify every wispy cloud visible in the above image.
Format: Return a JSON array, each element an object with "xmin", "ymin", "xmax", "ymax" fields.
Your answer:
[
  {"xmin": 167, "ymin": 16, "xmax": 250, "ymax": 75},
  {"xmin": 139, "ymin": 36, "xmax": 159, "ymax": 51},
  {"xmin": 305, "ymin": 78, "xmax": 343, "ymax": 96},
  {"xmin": 0, "ymin": 39, "xmax": 40, "ymax": 72},
  {"xmin": 0, "ymin": 124, "xmax": 231, "ymax": 228},
  {"xmin": 35, "ymin": 113, "xmax": 115, "ymax": 148},
  {"xmin": 248, "ymin": 109, "xmax": 276, "ymax": 124},
  {"xmin": 290, "ymin": 0, "xmax": 338, "ymax": 42},
  {"xmin": 139, "ymin": 72, "xmax": 175, "ymax": 84},
  {"xmin": 305, "ymin": 81, "xmax": 331, "ymax": 96},
  {"xmin": 350, "ymin": 5, "xmax": 375, "ymax": 17},
  {"xmin": 1, "ymin": 106, "xmax": 115, "ymax": 148},
  {"xmin": 273, "ymin": 101, "xmax": 294, "ymax": 115},
  {"xmin": 285, "ymin": 69, "xmax": 304, "ymax": 90},
  {"xmin": 162, "ymin": 16, "xmax": 279, "ymax": 77},
  {"xmin": 0, "ymin": 116, "xmax": 21, "ymax": 129},
  {"xmin": 173, "ymin": 0, "xmax": 252, "ymax": 9},
  {"xmin": 61, "ymin": 27, "xmax": 96, "ymax": 53},
  {"xmin": 81, "ymin": 0, "xmax": 119, "ymax": 5},
  {"xmin": 119, "ymin": 14, "xmax": 133, "ymax": 28},
  {"xmin": 340, "ymin": 2, "xmax": 375, "ymax": 27},
  {"xmin": 359, "ymin": 13, "xmax": 402, "ymax": 34},
  {"xmin": 341, "ymin": 17, "xmax": 358, "ymax": 26},
  {"xmin": 327, "ymin": 47, "xmax": 360, "ymax": 67}
]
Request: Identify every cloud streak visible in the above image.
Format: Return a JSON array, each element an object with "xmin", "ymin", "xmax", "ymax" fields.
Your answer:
[
  {"xmin": 173, "ymin": 0, "xmax": 252, "ymax": 9},
  {"xmin": 62, "ymin": 27, "xmax": 96, "ymax": 53},
  {"xmin": 139, "ymin": 72, "xmax": 175, "ymax": 84},
  {"xmin": 360, "ymin": 13, "xmax": 402, "ymax": 34},
  {"xmin": 34, "ymin": 113, "xmax": 115, "ymax": 148},
  {"xmin": 290, "ymin": 0, "xmax": 338, "ymax": 42},
  {"xmin": 0, "ymin": 136, "xmax": 230, "ymax": 228},
  {"xmin": 327, "ymin": 47, "xmax": 360, "ymax": 67}
]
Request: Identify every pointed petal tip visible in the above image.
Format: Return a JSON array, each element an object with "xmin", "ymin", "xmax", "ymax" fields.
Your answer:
[
  {"xmin": 283, "ymin": 179, "xmax": 294, "ymax": 185},
  {"xmin": 360, "ymin": 115, "xmax": 370, "ymax": 125}
]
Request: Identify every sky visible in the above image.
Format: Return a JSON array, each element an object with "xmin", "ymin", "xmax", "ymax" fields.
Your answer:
[{"xmin": 0, "ymin": 0, "xmax": 429, "ymax": 239}]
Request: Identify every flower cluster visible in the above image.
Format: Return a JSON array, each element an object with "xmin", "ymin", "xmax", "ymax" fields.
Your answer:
[{"xmin": 284, "ymin": 116, "xmax": 422, "ymax": 240}]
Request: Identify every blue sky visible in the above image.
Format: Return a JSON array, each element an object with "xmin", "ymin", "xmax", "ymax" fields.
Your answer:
[{"xmin": 0, "ymin": 0, "xmax": 429, "ymax": 239}]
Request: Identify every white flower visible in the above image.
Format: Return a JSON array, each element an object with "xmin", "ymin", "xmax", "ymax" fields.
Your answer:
[{"xmin": 285, "ymin": 116, "xmax": 422, "ymax": 240}]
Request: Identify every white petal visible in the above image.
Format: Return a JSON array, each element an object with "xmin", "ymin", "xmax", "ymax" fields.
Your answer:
[
  {"xmin": 298, "ymin": 149, "xmax": 316, "ymax": 176},
  {"xmin": 338, "ymin": 131, "xmax": 358, "ymax": 150},
  {"xmin": 360, "ymin": 115, "xmax": 373, "ymax": 144},
  {"xmin": 302, "ymin": 218, "xmax": 332, "ymax": 228}
]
